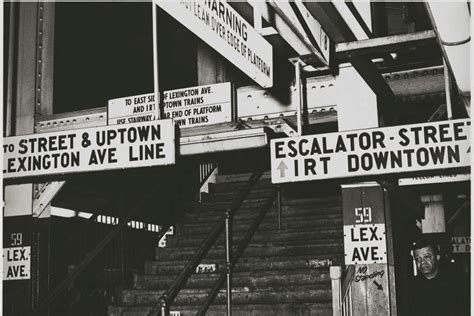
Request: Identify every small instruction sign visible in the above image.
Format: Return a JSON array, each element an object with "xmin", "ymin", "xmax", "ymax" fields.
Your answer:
[
  {"xmin": 3, "ymin": 246, "xmax": 31, "ymax": 280},
  {"xmin": 163, "ymin": 82, "xmax": 232, "ymax": 128},
  {"xmin": 452, "ymin": 237, "xmax": 470, "ymax": 253},
  {"xmin": 3, "ymin": 120, "xmax": 175, "ymax": 179},
  {"xmin": 399, "ymin": 173, "xmax": 470, "ymax": 186},
  {"xmin": 108, "ymin": 93, "xmax": 158, "ymax": 125},
  {"xmin": 108, "ymin": 83, "xmax": 232, "ymax": 128},
  {"xmin": 271, "ymin": 119, "xmax": 470, "ymax": 183}
]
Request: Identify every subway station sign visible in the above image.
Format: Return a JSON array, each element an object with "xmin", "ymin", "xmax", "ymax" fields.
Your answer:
[
  {"xmin": 3, "ymin": 120, "xmax": 175, "ymax": 179},
  {"xmin": 271, "ymin": 119, "xmax": 470, "ymax": 183},
  {"xmin": 343, "ymin": 185, "xmax": 387, "ymax": 265},
  {"xmin": 155, "ymin": 0, "xmax": 273, "ymax": 88},
  {"xmin": 3, "ymin": 246, "xmax": 31, "ymax": 280}
]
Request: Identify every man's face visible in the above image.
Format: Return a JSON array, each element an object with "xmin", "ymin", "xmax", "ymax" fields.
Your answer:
[{"xmin": 413, "ymin": 246, "xmax": 440, "ymax": 278}]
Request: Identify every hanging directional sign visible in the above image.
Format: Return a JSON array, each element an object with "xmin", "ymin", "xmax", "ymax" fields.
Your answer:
[
  {"xmin": 155, "ymin": 0, "xmax": 273, "ymax": 88},
  {"xmin": 271, "ymin": 118, "xmax": 470, "ymax": 184},
  {"xmin": 3, "ymin": 120, "xmax": 175, "ymax": 179}
]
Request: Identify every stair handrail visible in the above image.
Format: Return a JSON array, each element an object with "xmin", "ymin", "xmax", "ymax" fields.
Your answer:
[
  {"xmin": 199, "ymin": 160, "xmax": 218, "ymax": 187},
  {"xmin": 196, "ymin": 187, "xmax": 278, "ymax": 315},
  {"xmin": 330, "ymin": 265, "xmax": 356, "ymax": 316},
  {"xmin": 149, "ymin": 170, "xmax": 264, "ymax": 316},
  {"xmin": 32, "ymin": 193, "xmax": 170, "ymax": 315}
]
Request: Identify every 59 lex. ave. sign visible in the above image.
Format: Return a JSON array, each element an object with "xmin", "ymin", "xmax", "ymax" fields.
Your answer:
[{"xmin": 271, "ymin": 119, "xmax": 470, "ymax": 183}]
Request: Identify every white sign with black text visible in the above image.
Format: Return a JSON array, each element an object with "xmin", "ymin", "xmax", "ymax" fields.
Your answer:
[
  {"xmin": 155, "ymin": 0, "xmax": 273, "ymax": 88},
  {"xmin": 271, "ymin": 119, "xmax": 470, "ymax": 183},
  {"xmin": 344, "ymin": 224, "xmax": 387, "ymax": 264},
  {"xmin": 163, "ymin": 82, "xmax": 232, "ymax": 127},
  {"xmin": 398, "ymin": 173, "xmax": 470, "ymax": 186},
  {"xmin": 3, "ymin": 120, "xmax": 175, "ymax": 179},
  {"xmin": 108, "ymin": 93, "xmax": 158, "ymax": 126},
  {"xmin": 3, "ymin": 246, "xmax": 31, "ymax": 280}
]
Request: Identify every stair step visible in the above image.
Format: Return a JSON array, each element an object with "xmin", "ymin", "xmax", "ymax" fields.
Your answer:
[
  {"xmin": 176, "ymin": 215, "xmax": 343, "ymax": 236},
  {"xmin": 183, "ymin": 208, "xmax": 341, "ymax": 225},
  {"xmin": 145, "ymin": 254, "xmax": 343, "ymax": 275},
  {"xmin": 216, "ymin": 172, "xmax": 272, "ymax": 183},
  {"xmin": 168, "ymin": 227, "xmax": 342, "ymax": 248},
  {"xmin": 185, "ymin": 204, "xmax": 342, "ymax": 221},
  {"xmin": 109, "ymin": 302, "xmax": 332, "ymax": 316},
  {"xmin": 204, "ymin": 186, "xmax": 276, "ymax": 201},
  {"xmin": 209, "ymin": 179, "xmax": 273, "ymax": 193},
  {"xmin": 133, "ymin": 268, "xmax": 330, "ymax": 290},
  {"xmin": 156, "ymin": 243, "xmax": 343, "ymax": 261},
  {"xmin": 120, "ymin": 284, "xmax": 331, "ymax": 306}
]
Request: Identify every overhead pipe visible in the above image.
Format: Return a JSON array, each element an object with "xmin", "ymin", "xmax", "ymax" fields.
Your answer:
[{"xmin": 425, "ymin": 3, "xmax": 470, "ymax": 114}]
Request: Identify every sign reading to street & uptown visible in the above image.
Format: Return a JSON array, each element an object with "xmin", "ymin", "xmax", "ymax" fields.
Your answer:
[
  {"xmin": 3, "ymin": 120, "xmax": 175, "ymax": 179},
  {"xmin": 271, "ymin": 119, "xmax": 470, "ymax": 183}
]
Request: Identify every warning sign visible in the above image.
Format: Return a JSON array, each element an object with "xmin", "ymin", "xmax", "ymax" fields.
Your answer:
[
  {"xmin": 155, "ymin": 0, "xmax": 273, "ymax": 88},
  {"xmin": 108, "ymin": 93, "xmax": 158, "ymax": 126},
  {"xmin": 163, "ymin": 82, "xmax": 232, "ymax": 128},
  {"xmin": 271, "ymin": 118, "xmax": 470, "ymax": 183},
  {"xmin": 344, "ymin": 224, "xmax": 387, "ymax": 264},
  {"xmin": 3, "ymin": 120, "xmax": 175, "ymax": 179},
  {"xmin": 3, "ymin": 246, "xmax": 31, "ymax": 280},
  {"xmin": 452, "ymin": 237, "xmax": 470, "ymax": 253}
]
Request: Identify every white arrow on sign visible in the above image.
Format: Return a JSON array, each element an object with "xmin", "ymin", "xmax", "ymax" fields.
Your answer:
[{"xmin": 277, "ymin": 161, "xmax": 288, "ymax": 177}]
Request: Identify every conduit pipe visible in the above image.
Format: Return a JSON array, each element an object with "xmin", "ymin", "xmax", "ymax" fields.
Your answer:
[{"xmin": 426, "ymin": 3, "xmax": 470, "ymax": 114}]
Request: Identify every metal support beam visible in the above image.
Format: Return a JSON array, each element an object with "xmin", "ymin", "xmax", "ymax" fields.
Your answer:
[
  {"xmin": 304, "ymin": 2, "xmax": 395, "ymax": 108},
  {"xmin": 335, "ymin": 30, "xmax": 437, "ymax": 60},
  {"xmin": 33, "ymin": 181, "xmax": 66, "ymax": 218}
]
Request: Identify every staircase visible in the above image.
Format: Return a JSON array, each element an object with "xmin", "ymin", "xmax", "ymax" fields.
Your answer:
[{"xmin": 109, "ymin": 172, "xmax": 344, "ymax": 316}]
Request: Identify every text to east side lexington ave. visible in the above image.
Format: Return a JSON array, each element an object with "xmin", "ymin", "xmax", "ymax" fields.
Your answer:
[{"xmin": 271, "ymin": 118, "xmax": 470, "ymax": 183}]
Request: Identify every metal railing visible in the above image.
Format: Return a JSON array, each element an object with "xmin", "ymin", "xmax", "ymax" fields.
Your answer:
[
  {"xmin": 198, "ymin": 161, "xmax": 218, "ymax": 202},
  {"xmin": 330, "ymin": 265, "xmax": 356, "ymax": 316},
  {"xmin": 199, "ymin": 161, "xmax": 218, "ymax": 186},
  {"xmin": 148, "ymin": 170, "xmax": 264, "ymax": 316},
  {"xmin": 196, "ymin": 188, "xmax": 278, "ymax": 315},
  {"xmin": 32, "ymin": 194, "xmax": 170, "ymax": 315}
]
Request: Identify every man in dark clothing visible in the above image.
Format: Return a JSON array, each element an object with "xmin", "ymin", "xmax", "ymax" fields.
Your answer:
[{"xmin": 405, "ymin": 239, "xmax": 469, "ymax": 316}]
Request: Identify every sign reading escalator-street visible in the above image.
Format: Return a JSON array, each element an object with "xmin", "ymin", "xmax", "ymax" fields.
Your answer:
[
  {"xmin": 155, "ymin": 0, "xmax": 273, "ymax": 88},
  {"xmin": 270, "ymin": 118, "xmax": 471, "ymax": 183},
  {"xmin": 3, "ymin": 120, "xmax": 175, "ymax": 179}
]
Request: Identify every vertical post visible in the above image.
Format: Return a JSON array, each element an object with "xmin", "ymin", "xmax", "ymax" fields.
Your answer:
[
  {"xmin": 6, "ymin": 2, "xmax": 16, "ymax": 137},
  {"xmin": 444, "ymin": 59, "xmax": 453, "ymax": 119},
  {"xmin": 341, "ymin": 183, "xmax": 391, "ymax": 315},
  {"xmin": 152, "ymin": 1, "xmax": 161, "ymax": 119},
  {"xmin": 330, "ymin": 266, "xmax": 342, "ymax": 316},
  {"xmin": 160, "ymin": 296, "xmax": 167, "ymax": 316},
  {"xmin": 294, "ymin": 60, "xmax": 303, "ymax": 136},
  {"xmin": 277, "ymin": 185, "xmax": 282, "ymax": 230},
  {"xmin": 225, "ymin": 209, "xmax": 232, "ymax": 316}
]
